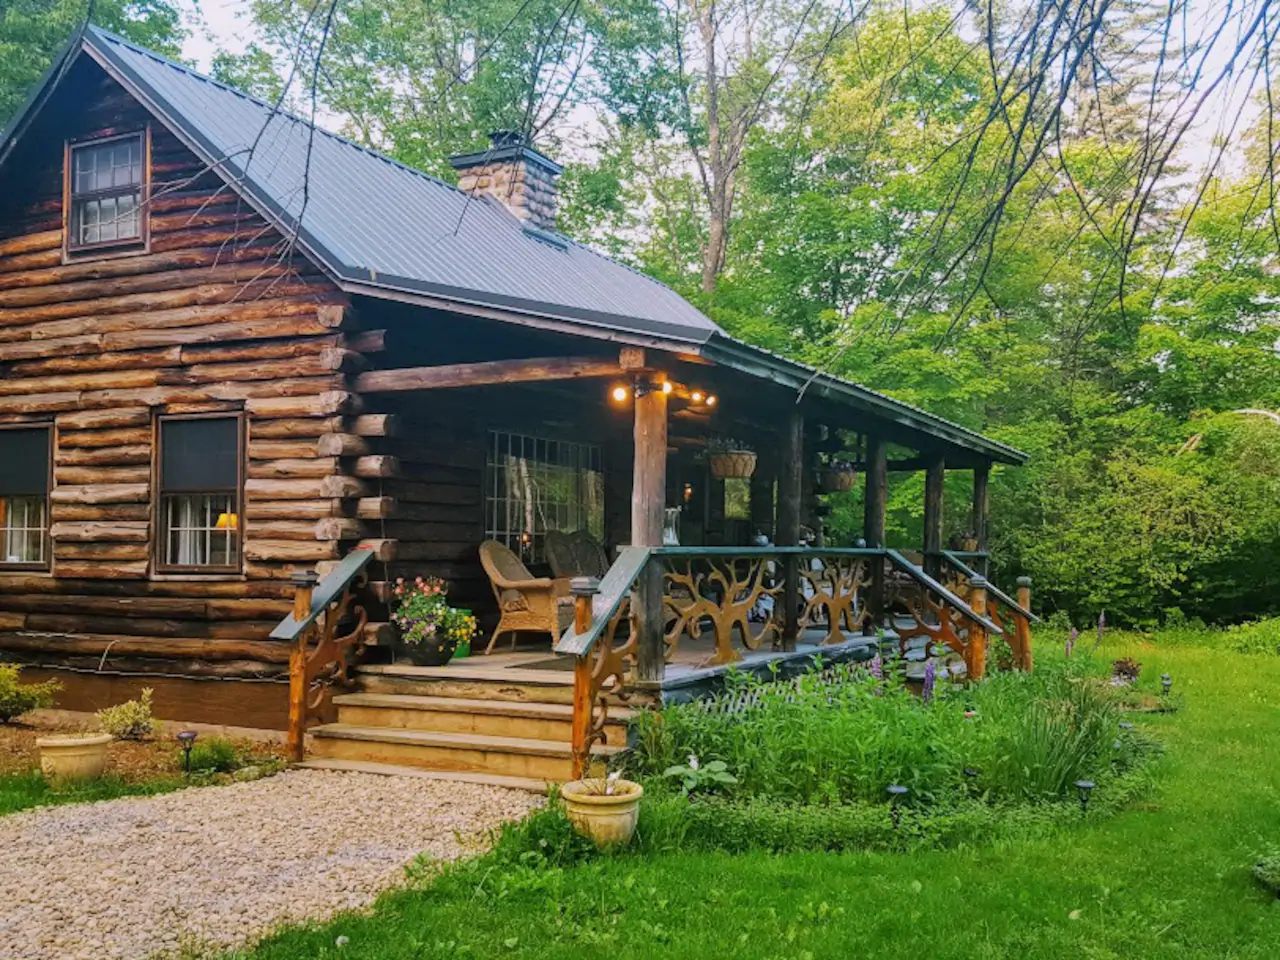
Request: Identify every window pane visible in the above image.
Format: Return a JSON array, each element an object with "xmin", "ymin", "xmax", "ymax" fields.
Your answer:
[
  {"xmin": 162, "ymin": 493, "xmax": 238, "ymax": 567},
  {"xmin": 161, "ymin": 417, "xmax": 239, "ymax": 492},
  {"xmin": 0, "ymin": 496, "xmax": 47, "ymax": 564},
  {"xmin": 484, "ymin": 430, "xmax": 604, "ymax": 563},
  {"xmin": 72, "ymin": 138, "xmax": 142, "ymax": 195},
  {"xmin": 0, "ymin": 428, "xmax": 50, "ymax": 497}
]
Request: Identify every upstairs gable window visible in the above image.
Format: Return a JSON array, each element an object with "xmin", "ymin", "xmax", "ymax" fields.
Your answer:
[{"xmin": 66, "ymin": 131, "xmax": 147, "ymax": 253}]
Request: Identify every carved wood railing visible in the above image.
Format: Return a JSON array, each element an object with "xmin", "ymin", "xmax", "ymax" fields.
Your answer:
[
  {"xmin": 938, "ymin": 550, "xmax": 1038, "ymax": 671},
  {"xmin": 272, "ymin": 548, "xmax": 377, "ymax": 762}
]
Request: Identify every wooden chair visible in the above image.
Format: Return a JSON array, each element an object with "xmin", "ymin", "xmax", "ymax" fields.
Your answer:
[
  {"xmin": 545, "ymin": 529, "xmax": 610, "ymax": 580},
  {"xmin": 479, "ymin": 540, "xmax": 574, "ymax": 654}
]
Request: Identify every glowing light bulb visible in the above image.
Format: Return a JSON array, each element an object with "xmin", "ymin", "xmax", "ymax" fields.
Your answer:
[
  {"xmin": 662, "ymin": 381, "xmax": 673, "ymax": 394},
  {"xmin": 691, "ymin": 391, "xmax": 704, "ymax": 403},
  {"xmin": 706, "ymin": 395, "xmax": 717, "ymax": 406},
  {"xmin": 611, "ymin": 385, "xmax": 629, "ymax": 403}
]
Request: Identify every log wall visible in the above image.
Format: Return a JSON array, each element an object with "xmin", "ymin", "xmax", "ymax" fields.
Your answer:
[{"xmin": 0, "ymin": 56, "xmax": 383, "ymax": 693}]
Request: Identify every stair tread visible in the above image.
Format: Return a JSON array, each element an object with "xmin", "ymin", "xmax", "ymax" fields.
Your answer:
[
  {"xmin": 295, "ymin": 758, "xmax": 550, "ymax": 793},
  {"xmin": 358, "ymin": 663, "xmax": 576, "ymax": 685},
  {"xmin": 312, "ymin": 723, "xmax": 622, "ymax": 757},
  {"xmin": 334, "ymin": 692, "xmax": 635, "ymax": 721}
]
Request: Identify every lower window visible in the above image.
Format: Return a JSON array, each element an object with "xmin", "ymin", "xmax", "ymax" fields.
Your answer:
[
  {"xmin": 155, "ymin": 415, "xmax": 242, "ymax": 573},
  {"xmin": 160, "ymin": 493, "xmax": 238, "ymax": 568},
  {"xmin": 1, "ymin": 496, "xmax": 47, "ymax": 565}
]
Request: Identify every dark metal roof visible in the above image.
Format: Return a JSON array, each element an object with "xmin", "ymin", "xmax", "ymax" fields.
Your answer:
[{"xmin": 0, "ymin": 26, "xmax": 1027, "ymax": 465}]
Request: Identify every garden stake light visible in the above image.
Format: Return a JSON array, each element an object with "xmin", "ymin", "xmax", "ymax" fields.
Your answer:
[
  {"xmin": 177, "ymin": 730, "xmax": 198, "ymax": 774},
  {"xmin": 1119, "ymin": 721, "xmax": 1134, "ymax": 730},
  {"xmin": 1161, "ymin": 674, "xmax": 1173, "ymax": 696},
  {"xmin": 887, "ymin": 784, "xmax": 908, "ymax": 829},
  {"xmin": 1074, "ymin": 779, "xmax": 1095, "ymax": 815}
]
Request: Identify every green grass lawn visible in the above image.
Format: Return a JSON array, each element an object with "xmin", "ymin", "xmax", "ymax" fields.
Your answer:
[
  {"xmin": 0, "ymin": 769, "xmax": 186, "ymax": 816},
  {"xmin": 243, "ymin": 641, "xmax": 1280, "ymax": 960}
]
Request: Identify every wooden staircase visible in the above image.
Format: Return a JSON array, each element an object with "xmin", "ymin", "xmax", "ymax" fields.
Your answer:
[{"xmin": 298, "ymin": 662, "xmax": 633, "ymax": 792}]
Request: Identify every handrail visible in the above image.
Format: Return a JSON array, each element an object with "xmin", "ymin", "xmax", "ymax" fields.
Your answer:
[
  {"xmin": 885, "ymin": 549, "xmax": 1003, "ymax": 635},
  {"xmin": 555, "ymin": 546, "xmax": 651, "ymax": 656},
  {"xmin": 270, "ymin": 548, "xmax": 376, "ymax": 641},
  {"xmin": 938, "ymin": 550, "xmax": 1040, "ymax": 623}
]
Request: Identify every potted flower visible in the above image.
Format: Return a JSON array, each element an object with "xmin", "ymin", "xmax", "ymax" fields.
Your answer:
[
  {"xmin": 391, "ymin": 576, "xmax": 477, "ymax": 667},
  {"xmin": 706, "ymin": 438, "xmax": 756, "ymax": 479},
  {"xmin": 561, "ymin": 771, "xmax": 644, "ymax": 848},
  {"xmin": 818, "ymin": 459, "xmax": 857, "ymax": 493}
]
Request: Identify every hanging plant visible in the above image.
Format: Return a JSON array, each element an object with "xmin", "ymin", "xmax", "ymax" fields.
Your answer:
[
  {"xmin": 706, "ymin": 437, "xmax": 756, "ymax": 479},
  {"xmin": 818, "ymin": 458, "xmax": 857, "ymax": 493}
]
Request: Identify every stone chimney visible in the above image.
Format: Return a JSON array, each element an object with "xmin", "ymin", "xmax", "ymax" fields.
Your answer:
[{"xmin": 449, "ymin": 131, "xmax": 563, "ymax": 232}]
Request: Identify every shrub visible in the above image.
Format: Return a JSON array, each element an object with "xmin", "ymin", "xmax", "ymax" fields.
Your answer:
[
  {"xmin": 95, "ymin": 688, "xmax": 155, "ymax": 740},
  {"xmin": 185, "ymin": 737, "xmax": 241, "ymax": 773},
  {"xmin": 1254, "ymin": 849, "xmax": 1280, "ymax": 896},
  {"xmin": 0, "ymin": 664, "xmax": 61, "ymax": 723}
]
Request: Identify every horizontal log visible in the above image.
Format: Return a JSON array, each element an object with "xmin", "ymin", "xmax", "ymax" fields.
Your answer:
[
  {"xmin": 23, "ymin": 611, "xmax": 278, "ymax": 640},
  {"xmin": 246, "ymin": 392, "xmax": 357, "ymax": 418},
  {"xmin": 49, "ymin": 521, "xmax": 150, "ymax": 542},
  {"xmin": 354, "ymin": 356, "xmax": 625, "ymax": 393},
  {"xmin": 56, "ymin": 465, "xmax": 150, "ymax": 485},
  {"xmin": 379, "ymin": 482, "xmax": 481, "ymax": 508},
  {"xmin": 51, "ymin": 483, "xmax": 150, "ymax": 505},
  {"xmin": 104, "ymin": 314, "xmax": 333, "ymax": 353},
  {"xmin": 317, "ymin": 434, "xmax": 369, "ymax": 457},
  {"xmin": 320, "ymin": 347, "xmax": 364, "ymax": 371},
  {"xmin": 4, "ymin": 345, "xmax": 182, "ymax": 377},
  {"xmin": 56, "ymin": 444, "xmax": 151, "ymax": 467},
  {"xmin": 0, "ymin": 244, "xmax": 280, "ymax": 295},
  {"xmin": 383, "ymin": 521, "xmax": 481, "ymax": 542},
  {"xmin": 57, "ymin": 427, "xmax": 152, "ymax": 449},
  {"xmin": 0, "ymin": 632, "xmax": 290, "ymax": 663},
  {"xmin": 320, "ymin": 476, "xmax": 368, "ymax": 499},
  {"xmin": 0, "ymin": 367, "xmax": 161, "ymax": 397},
  {"xmin": 248, "ymin": 440, "xmax": 320, "ymax": 460},
  {"xmin": 350, "ymin": 414, "xmax": 398, "ymax": 437},
  {"xmin": 356, "ymin": 496, "xmax": 395, "ymax": 519},
  {"xmin": 248, "ymin": 520, "xmax": 329, "ymax": 541},
  {"xmin": 0, "ymin": 230, "xmax": 60, "ymax": 258},
  {"xmin": 355, "ymin": 538, "xmax": 397, "ymax": 562},
  {"xmin": 50, "ymin": 503, "xmax": 152, "ymax": 522},
  {"xmin": 50, "ymin": 559, "xmax": 149, "ymax": 578},
  {"xmin": 0, "ymin": 593, "xmax": 291, "ymax": 620},
  {"xmin": 56, "ymin": 408, "xmax": 151, "ymax": 431},
  {"xmin": 180, "ymin": 336, "xmax": 335, "ymax": 367},
  {"xmin": 314, "ymin": 517, "xmax": 364, "ymax": 541},
  {"xmin": 245, "ymin": 479, "xmax": 334, "ymax": 501},
  {"xmin": 249, "ymin": 416, "xmax": 344, "ymax": 439},
  {"xmin": 244, "ymin": 499, "xmax": 343, "ymax": 520},
  {"xmin": 316, "ymin": 304, "xmax": 350, "ymax": 328},
  {"xmin": 56, "ymin": 542, "xmax": 151, "ymax": 561},
  {"xmin": 248, "ymin": 458, "xmax": 339, "ymax": 480},
  {"xmin": 244, "ymin": 539, "xmax": 340, "ymax": 562},
  {"xmin": 344, "ymin": 330, "xmax": 387, "ymax": 353},
  {"xmin": 0, "ymin": 574, "xmax": 292, "ymax": 599},
  {"xmin": 353, "ymin": 455, "xmax": 398, "ymax": 478},
  {"xmin": 393, "ymin": 541, "xmax": 482, "ymax": 563}
]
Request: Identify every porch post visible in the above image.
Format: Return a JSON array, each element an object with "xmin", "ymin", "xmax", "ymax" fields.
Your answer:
[
  {"xmin": 923, "ymin": 453, "xmax": 945, "ymax": 579},
  {"xmin": 749, "ymin": 461, "xmax": 775, "ymax": 541},
  {"xmin": 972, "ymin": 461, "xmax": 990, "ymax": 568},
  {"xmin": 778, "ymin": 407, "xmax": 804, "ymax": 651},
  {"xmin": 632, "ymin": 381, "xmax": 668, "ymax": 683},
  {"xmin": 864, "ymin": 436, "xmax": 888, "ymax": 635}
]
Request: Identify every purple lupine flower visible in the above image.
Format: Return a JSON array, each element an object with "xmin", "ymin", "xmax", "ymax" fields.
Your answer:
[
  {"xmin": 1066, "ymin": 627, "xmax": 1078, "ymax": 658},
  {"xmin": 921, "ymin": 660, "xmax": 937, "ymax": 704},
  {"xmin": 1093, "ymin": 610, "xmax": 1107, "ymax": 653},
  {"xmin": 869, "ymin": 655, "xmax": 883, "ymax": 680}
]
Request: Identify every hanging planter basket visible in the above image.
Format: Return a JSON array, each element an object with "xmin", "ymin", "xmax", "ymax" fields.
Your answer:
[
  {"xmin": 708, "ymin": 450, "xmax": 757, "ymax": 479},
  {"xmin": 818, "ymin": 466, "xmax": 857, "ymax": 494}
]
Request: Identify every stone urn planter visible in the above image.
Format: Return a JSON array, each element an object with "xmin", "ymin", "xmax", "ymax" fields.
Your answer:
[
  {"xmin": 37, "ymin": 733, "xmax": 112, "ymax": 784},
  {"xmin": 561, "ymin": 778, "xmax": 644, "ymax": 848}
]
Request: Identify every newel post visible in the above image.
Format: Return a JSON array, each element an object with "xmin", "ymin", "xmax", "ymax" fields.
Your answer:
[
  {"xmin": 632, "ymin": 379, "xmax": 667, "ymax": 683},
  {"xmin": 966, "ymin": 575, "xmax": 989, "ymax": 682},
  {"xmin": 570, "ymin": 576, "xmax": 600, "ymax": 781},
  {"xmin": 286, "ymin": 568, "xmax": 319, "ymax": 763},
  {"xmin": 1015, "ymin": 575, "xmax": 1034, "ymax": 671}
]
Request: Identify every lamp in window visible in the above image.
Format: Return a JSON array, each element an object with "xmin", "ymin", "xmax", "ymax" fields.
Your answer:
[{"xmin": 215, "ymin": 512, "xmax": 238, "ymax": 530}]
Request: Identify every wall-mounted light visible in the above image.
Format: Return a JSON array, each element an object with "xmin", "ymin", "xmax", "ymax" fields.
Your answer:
[{"xmin": 683, "ymin": 482, "xmax": 694, "ymax": 503}]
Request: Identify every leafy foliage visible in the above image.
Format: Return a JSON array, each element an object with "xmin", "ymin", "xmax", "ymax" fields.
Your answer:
[
  {"xmin": 95, "ymin": 687, "xmax": 155, "ymax": 740},
  {"xmin": 0, "ymin": 664, "xmax": 60, "ymax": 723}
]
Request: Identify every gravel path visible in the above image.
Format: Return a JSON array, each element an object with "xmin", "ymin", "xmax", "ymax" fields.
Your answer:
[{"xmin": 0, "ymin": 770, "xmax": 540, "ymax": 959}]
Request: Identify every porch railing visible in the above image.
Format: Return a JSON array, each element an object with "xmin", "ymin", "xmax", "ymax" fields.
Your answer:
[
  {"xmin": 555, "ymin": 545, "xmax": 1013, "ymax": 779},
  {"xmin": 938, "ymin": 549, "xmax": 1038, "ymax": 671},
  {"xmin": 272, "ymin": 547, "xmax": 376, "ymax": 761}
]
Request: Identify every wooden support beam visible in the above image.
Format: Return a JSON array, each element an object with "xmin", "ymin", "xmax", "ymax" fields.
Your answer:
[
  {"xmin": 863, "ymin": 436, "xmax": 888, "ymax": 635},
  {"xmin": 973, "ymin": 461, "xmax": 990, "ymax": 554},
  {"xmin": 353, "ymin": 356, "xmax": 624, "ymax": 393},
  {"xmin": 778, "ymin": 408, "xmax": 803, "ymax": 652},
  {"xmin": 924, "ymin": 454, "xmax": 946, "ymax": 578},
  {"xmin": 748, "ymin": 462, "xmax": 774, "ymax": 540},
  {"xmin": 632, "ymin": 383, "xmax": 668, "ymax": 684}
]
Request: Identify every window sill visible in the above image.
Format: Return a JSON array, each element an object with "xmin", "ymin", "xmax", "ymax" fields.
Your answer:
[
  {"xmin": 0, "ymin": 565, "xmax": 51, "ymax": 575},
  {"xmin": 63, "ymin": 238, "xmax": 149, "ymax": 264}
]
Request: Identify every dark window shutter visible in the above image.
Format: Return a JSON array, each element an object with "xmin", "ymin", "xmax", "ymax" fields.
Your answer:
[
  {"xmin": 161, "ymin": 418, "xmax": 239, "ymax": 492},
  {"xmin": 0, "ymin": 428, "xmax": 50, "ymax": 497}
]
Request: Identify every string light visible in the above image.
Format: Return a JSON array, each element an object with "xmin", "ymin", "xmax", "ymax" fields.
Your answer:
[
  {"xmin": 706, "ymin": 395, "xmax": 717, "ymax": 406},
  {"xmin": 662, "ymin": 381, "xmax": 673, "ymax": 394},
  {"xmin": 611, "ymin": 385, "xmax": 629, "ymax": 403},
  {"xmin": 691, "ymin": 391, "xmax": 703, "ymax": 402}
]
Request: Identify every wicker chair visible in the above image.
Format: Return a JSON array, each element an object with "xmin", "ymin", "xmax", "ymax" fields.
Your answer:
[
  {"xmin": 478, "ymin": 540, "xmax": 574, "ymax": 654},
  {"xmin": 545, "ymin": 529, "xmax": 610, "ymax": 581}
]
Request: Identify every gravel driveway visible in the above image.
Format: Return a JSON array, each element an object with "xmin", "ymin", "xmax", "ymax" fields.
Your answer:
[{"xmin": 0, "ymin": 770, "xmax": 540, "ymax": 959}]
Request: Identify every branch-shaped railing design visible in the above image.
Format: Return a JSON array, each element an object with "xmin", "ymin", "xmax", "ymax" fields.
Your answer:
[
  {"xmin": 272, "ymin": 548, "xmax": 376, "ymax": 762},
  {"xmin": 938, "ymin": 549, "xmax": 1038, "ymax": 671}
]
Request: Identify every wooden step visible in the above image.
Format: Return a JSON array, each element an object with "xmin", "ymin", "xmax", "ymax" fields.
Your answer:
[
  {"xmin": 294, "ymin": 758, "xmax": 550, "ymax": 794},
  {"xmin": 309, "ymin": 724, "xmax": 620, "ymax": 781},
  {"xmin": 332, "ymin": 693, "xmax": 632, "ymax": 745},
  {"xmin": 354, "ymin": 663, "xmax": 644, "ymax": 707}
]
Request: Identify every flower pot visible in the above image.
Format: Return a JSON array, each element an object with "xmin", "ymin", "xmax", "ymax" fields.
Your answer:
[
  {"xmin": 396, "ymin": 636, "xmax": 458, "ymax": 667},
  {"xmin": 561, "ymin": 778, "xmax": 644, "ymax": 848},
  {"xmin": 708, "ymin": 450, "xmax": 757, "ymax": 479},
  {"xmin": 37, "ymin": 733, "xmax": 112, "ymax": 784},
  {"xmin": 818, "ymin": 467, "xmax": 857, "ymax": 493}
]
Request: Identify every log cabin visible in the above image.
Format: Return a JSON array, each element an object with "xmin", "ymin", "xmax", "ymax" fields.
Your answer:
[{"xmin": 0, "ymin": 27, "xmax": 1033, "ymax": 786}]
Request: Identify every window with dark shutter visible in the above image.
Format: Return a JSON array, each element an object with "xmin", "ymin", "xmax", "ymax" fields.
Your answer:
[
  {"xmin": 0, "ymin": 427, "xmax": 50, "ymax": 567},
  {"xmin": 156, "ymin": 416, "xmax": 242, "ymax": 571}
]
